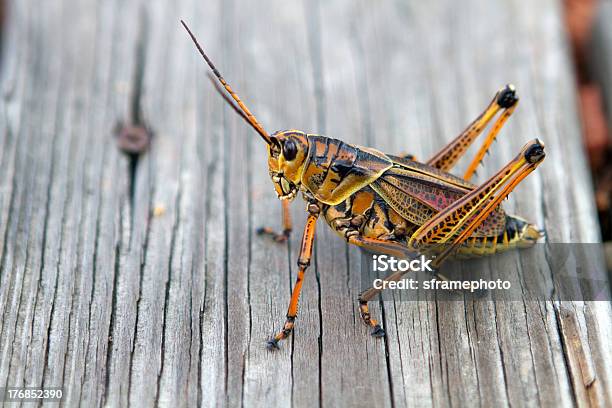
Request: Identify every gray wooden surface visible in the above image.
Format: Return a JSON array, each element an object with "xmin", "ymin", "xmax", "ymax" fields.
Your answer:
[
  {"xmin": 592, "ymin": 0, "xmax": 612, "ymax": 131},
  {"xmin": 0, "ymin": 0, "xmax": 611, "ymax": 407}
]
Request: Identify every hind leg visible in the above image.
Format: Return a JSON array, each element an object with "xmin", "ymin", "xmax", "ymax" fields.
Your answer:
[
  {"xmin": 427, "ymin": 85, "xmax": 519, "ymax": 178},
  {"xmin": 411, "ymin": 140, "xmax": 545, "ymax": 266}
]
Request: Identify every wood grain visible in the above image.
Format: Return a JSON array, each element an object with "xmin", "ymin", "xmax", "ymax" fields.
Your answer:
[
  {"xmin": 592, "ymin": 0, "xmax": 612, "ymax": 133},
  {"xmin": 0, "ymin": 0, "xmax": 610, "ymax": 407}
]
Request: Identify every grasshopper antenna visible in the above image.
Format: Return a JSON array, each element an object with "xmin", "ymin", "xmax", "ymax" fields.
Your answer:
[
  {"xmin": 206, "ymin": 73, "xmax": 252, "ymax": 124},
  {"xmin": 181, "ymin": 20, "xmax": 272, "ymax": 145}
]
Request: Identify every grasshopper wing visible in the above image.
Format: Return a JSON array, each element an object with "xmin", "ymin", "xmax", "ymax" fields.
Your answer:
[{"xmin": 372, "ymin": 157, "xmax": 506, "ymax": 237}]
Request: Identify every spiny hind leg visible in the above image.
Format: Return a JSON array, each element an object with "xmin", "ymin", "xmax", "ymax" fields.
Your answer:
[
  {"xmin": 411, "ymin": 139, "xmax": 545, "ymax": 267},
  {"xmin": 462, "ymin": 88, "xmax": 519, "ymax": 181},
  {"xmin": 257, "ymin": 200, "xmax": 292, "ymax": 243},
  {"xmin": 427, "ymin": 85, "xmax": 519, "ymax": 177}
]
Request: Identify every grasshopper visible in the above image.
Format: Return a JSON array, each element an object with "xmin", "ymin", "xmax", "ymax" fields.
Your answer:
[{"xmin": 182, "ymin": 21, "xmax": 546, "ymax": 350}]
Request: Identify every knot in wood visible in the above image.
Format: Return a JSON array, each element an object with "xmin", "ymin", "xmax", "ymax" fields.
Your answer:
[{"xmin": 116, "ymin": 124, "xmax": 151, "ymax": 154}]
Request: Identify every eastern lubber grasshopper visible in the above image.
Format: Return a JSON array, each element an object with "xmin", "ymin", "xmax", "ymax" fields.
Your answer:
[{"xmin": 181, "ymin": 21, "xmax": 546, "ymax": 350}]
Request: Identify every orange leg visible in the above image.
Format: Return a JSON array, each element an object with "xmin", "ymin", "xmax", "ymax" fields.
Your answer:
[
  {"xmin": 411, "ymin": 139, "xmax": 545, "ymax": 261},
  {"xmin": 427, "ymin": 84, "xmax": 519, "ymax": 176},
  {"xmin": 348, "ymin": 235, "xmax": 417, "ymax": 337},
  {"xmin": 267, "ymin": 202, "xmax": 320, "ymax": 350},
  {"xmin": 257, "ymin": 200, "xmax": 292, "ymax": 242},
  {"xmin": 463, "ymin": 102, "xmax": 518, "ymax": 181},
  {"xmin": 349, "ymin": 235, "xmax": 458, "ymax": 337}
]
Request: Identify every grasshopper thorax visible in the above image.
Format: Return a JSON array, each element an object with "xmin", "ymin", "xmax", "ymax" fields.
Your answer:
[{"xmin": 268, "ymin": 130, "xmax": 310, "ymax": 201}]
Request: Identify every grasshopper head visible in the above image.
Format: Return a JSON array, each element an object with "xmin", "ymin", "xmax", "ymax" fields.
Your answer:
[
  {"xmin": 268, "ymin": 130, "xmax": 309, "ymax": 200},
  {"xmin": 180, "ymin": 23, "xmax": 310, "ymax": 201}
]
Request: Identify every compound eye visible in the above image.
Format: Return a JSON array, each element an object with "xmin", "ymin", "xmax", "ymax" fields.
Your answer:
[
  {"xmin": 283, "ymin": 139, "xmax": 297, "ymax": 161},
  {"xmin": 268, "ymin": 138, "xmax": 281, "ymax": 158}
]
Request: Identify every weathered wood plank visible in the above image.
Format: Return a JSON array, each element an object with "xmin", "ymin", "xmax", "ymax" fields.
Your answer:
[
  {"xmin": 0, "ymin": 0, "xmax": 610, "ymax": 407},
  {"xmin": 591, "ymin": 0, "xmax": 612, "ymax": 132}
]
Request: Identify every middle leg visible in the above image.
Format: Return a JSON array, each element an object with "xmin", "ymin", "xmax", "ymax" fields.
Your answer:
[{"xmin": 348, "ymin": 235, "xmax": 424, "ymax": 337}]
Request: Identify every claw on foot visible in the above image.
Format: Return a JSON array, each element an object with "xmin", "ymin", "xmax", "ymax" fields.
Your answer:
[
  {"xmin": 257, "ymin": 227, "xmax": 289, "ymax": 243},
  {"xmin": 266, "ymin": 338, "xmax": 280, "ymax": 351},
  {"xmin": 371, "ymin": 325, "xmax": 386, "ymax": 338}
]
